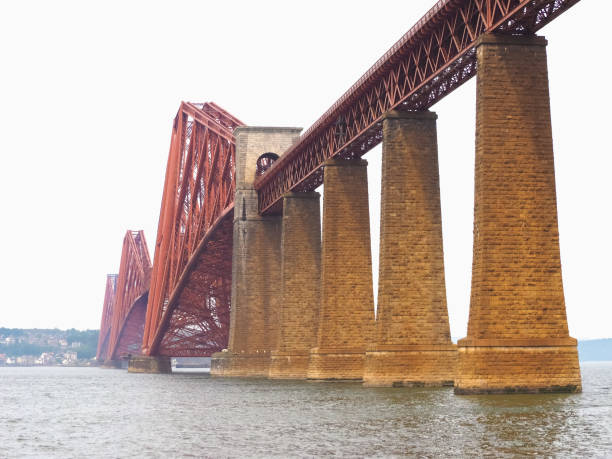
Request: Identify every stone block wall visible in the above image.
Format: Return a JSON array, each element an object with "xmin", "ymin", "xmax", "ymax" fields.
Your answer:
[
  {"xmin": 212, "ymin": 126, "xmax": 301, "ymax": 378},
  {"xmin": 456, "ymin": 34, "xmax": 581, "ymax": 393},
  {"xmin": 364, "ymin": 110, "xmax": 456, "ymax": 387},
  {"xmin": 270, "ymin": 192, "xmax": 321, "ymax": 379},
  {"xmin": 308, "ymin": 159, "xmax": 375, "ymax": 381}
]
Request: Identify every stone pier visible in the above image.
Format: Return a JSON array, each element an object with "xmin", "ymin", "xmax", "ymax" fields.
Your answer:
[
  {"xmin": 308, "ymin": 159, "xmax": 375, "ymax": 381},
  {"xmin": 455, "ymin": 34, "xmax": 581, "ymax": 394},
  {"xmin": 269, "ymin": 192, "xmax": 322, "ymax": 379},
  {"xmin": 128, "ymin": 356, "xmax": 171, "ymax": 373},
  {"xmin": 101, "ymin": 359, "xmax": 126, "ymax": 370},
  {"xmin": 211, "ymin": 126, "xmax": 302, "ymax": 378},
  {"xmin": 364, "ymin": 110, "xmax": 456, "ymax": 387}
]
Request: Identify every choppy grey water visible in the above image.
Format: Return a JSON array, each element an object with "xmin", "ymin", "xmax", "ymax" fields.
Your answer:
[{"xmin": 1, "ymin": 363, "xmax": 611, "ymax": 458}]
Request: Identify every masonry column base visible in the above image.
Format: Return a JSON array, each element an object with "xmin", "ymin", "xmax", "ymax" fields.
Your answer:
[
  {"xmin": 363, "ymin": 345, "xmax": 457, "ymax": 387},
  {"xmin": 454, "ymin": 339, "xmax": 581, "ymax": 394},
  {"xmin": 307, "ymin": 348, "xmax": 365, "ymax": 381},
  {"xmin": 101, "ymin": 359, "xmax": 126, "ymax": 370},
  {"xmin": 269, "ymin": 352, "xmax": 310, "ymax": 379},
  {"xmin": 210, "ymin": 352, "xmax": 270, "ymax": 378},
  {"xmin": 127, "ymin": 355, "xmax": 171, "ymax": 374}
]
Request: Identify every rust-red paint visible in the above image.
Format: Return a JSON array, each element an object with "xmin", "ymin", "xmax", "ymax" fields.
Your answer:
[
  {"xmin": 141, "ymin": 102, "xmax": 243, "ymax": 357},
  {"xmin": 254, "ymin": 0, "xmax": 581, "ymax": 214},
  {"xmin": 106, "ymin": 231, "xmax": 152, "ymax": 362}
]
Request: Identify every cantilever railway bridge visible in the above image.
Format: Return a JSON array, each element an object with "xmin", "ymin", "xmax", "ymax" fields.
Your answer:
[{"xmin": 97, "ymin": 0, "xmax": 585, "ymax": 393}]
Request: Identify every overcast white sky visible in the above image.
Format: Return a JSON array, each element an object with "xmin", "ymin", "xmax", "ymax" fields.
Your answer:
[{"xmin": 0, "ymin": 1, "xmax": 609, "ymax": 340}]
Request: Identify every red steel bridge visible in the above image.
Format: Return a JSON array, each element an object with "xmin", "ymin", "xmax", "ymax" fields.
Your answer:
[
  {"xmin": 96, "ymin": 230, "xmax": 151, "ymax": 363},
  {"xmin": 97, "ymin": 0, "xmax": 580, "ymax": 364}
]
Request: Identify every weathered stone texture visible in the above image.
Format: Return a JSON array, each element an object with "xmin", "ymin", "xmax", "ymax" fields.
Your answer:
[
  {"xmin": 270, "ymin": 192, "xmax": 321, "ymax": 379},
  {"xmin": 211, "ymin": 127, "xmax": 301, "ymax": 378},
  {"xmin": 234, "ymin": 126, "xmax": 303, "ymax": 191},
  {"xmin": 101, "ymin": 359, "xmax": 125, "ymax": 370},
  {"xmin": 364, "ymin": 111, "xmax": 456, "ymax": 387},
  {"xmin": 456, "ymin": 345, "xmax": 581, "ymax": 394},
  {"xmin": 456, "ymin": 34, "xmax": 581, "ymax": 393},
  {"xmin": 128, "ymin": 355, "xmax": 171, "ymax": 374},
  {"xmin": 308, "ymin": 159, "xmax": 375, "ymax": 381}
]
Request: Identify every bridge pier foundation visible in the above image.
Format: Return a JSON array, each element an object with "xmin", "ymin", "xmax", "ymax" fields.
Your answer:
[
  {"xmin": 455, "ymin": 34, "xmax": 581, "ymax": 394},
  {"xmin": 363, "ymin": 110, "xmax": 456, "ymax": 387},
  {"xmin": 128, "ymin": 356, "xmax": 171, "ymax": 374},
  {"xmin": 307, "ymin": 159, "xmax": 375, "ymax": 381},
  {"xmin": 210, "ymin": 126, "xmax": 302, "ymax": 378},
  {"xmin": 101, "ymin": 359, "xmax": 126, "ymax": 370},
  {"xmin": 270, "ymin": 192, "xmax": 321, "ymax": 379}
]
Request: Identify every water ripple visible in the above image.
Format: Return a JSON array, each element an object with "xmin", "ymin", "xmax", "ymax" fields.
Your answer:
[{"xmin": 0, "ymin": 362, "xmax": 610, "ymax": 457}]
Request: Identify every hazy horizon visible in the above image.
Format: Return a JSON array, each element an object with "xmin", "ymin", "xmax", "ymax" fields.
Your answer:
[{"xmin": 1, "ymin": 0, "xmax": 609, "ymax": 341}]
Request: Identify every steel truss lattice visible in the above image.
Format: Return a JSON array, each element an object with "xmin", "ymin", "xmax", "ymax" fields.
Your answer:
[{"xmin": 254, "ymin": 0, "xmax": 581, "ymax": 214}]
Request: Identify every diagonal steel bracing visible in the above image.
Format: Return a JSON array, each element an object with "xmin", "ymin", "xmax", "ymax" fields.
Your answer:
[
  {"xmin": 106, "ymin": 230, "xmax": 152, "ymax": 362},
  {"xmin": 142, "ymin": 103, "xmax": 243, "ymax": 357},
  {"xmin": 253, "ymin": 0, "xmax": 581, "ymax": 214},
  {"xmin": 95, "ymin": 274, "xmax": 117, "ymax": 361}
]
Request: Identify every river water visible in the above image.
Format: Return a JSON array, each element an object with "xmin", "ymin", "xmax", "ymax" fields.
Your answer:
[{"xmin": 1, "ymin": 362, "xmax": 611, "ymax": 458}]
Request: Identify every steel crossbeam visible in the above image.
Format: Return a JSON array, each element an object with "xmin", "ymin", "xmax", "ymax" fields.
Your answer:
[
  {"xmin": 142, "ymin": 102, "xmax": 243, "ymax": 356},
  {"xmin": 254, "ymin": 0, "xmax": 581, "ymax": 214}
]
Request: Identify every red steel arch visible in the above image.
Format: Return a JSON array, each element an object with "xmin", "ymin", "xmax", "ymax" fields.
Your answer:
[
  {"xmin": 111, "ymin": 292, "xmax": 149, "ymax": 359},
  {"xmin": 142, "ymin": 102, "xmax": 243, "ymax": 357},
  {"xmin": 96, "ymin": 274, "xmax": 118, "ymax": 362},
  {"xmin": 254, "ymin": 0, "xmax": 581, "ymax": 213},
  {"xmin": 106, "ymin": 230, "xmax": 152, "ymax": 361}
]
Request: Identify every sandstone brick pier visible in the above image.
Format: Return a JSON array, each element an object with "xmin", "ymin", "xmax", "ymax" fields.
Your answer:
[
  {"xmin": 269, "ymin": 192, "xmax": 322, "ymax": 379},
  {"xmin": 364, "ymin": 110, "xmax": 456, "ymax": 387},
  {"xmin": 455, "ymin": 34, "xmax": 581, "ymax": 394},
  {"xmin": 211, "ymin": 126, "xmax": 302, "ymax": 378},
  {"xmin": 307, "ymin": 159, "xmax": 375, "ymax": 381}
]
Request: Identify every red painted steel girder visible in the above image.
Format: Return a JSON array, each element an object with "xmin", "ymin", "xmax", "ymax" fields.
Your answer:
[
  {"xmin": 112, "ymin": 293, "xmax": 149, "ymax": 359},
  {"xmin": 96, "ymin": 274, "xmax": 118, "ymax": 361},
  {"xmin": 156, "ymin": 209, "xmax": 233, "ymax": 357},
  {"xmin": 107, "ymin": 230, "xmax": 152, "ymax": 361},
  {"xmin": 142, "ymin": 102, "xmax": 243, "ymax": 356},
  {"xmin": 254, "ymin": 0, "xmax": 581, "ymax": 214}
]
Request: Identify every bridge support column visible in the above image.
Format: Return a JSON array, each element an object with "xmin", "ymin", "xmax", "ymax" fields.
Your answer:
[
  {"xmin": 128, "ymin": 356, "xmax": 171, "ymax": 373},
  {"xmin": 308, "ymin": 159, "xmax": 375, "ymax": 381},
  {"xmin": 363, "ymin": 110, "xmax": 456, "ymax": 387},
  {"xmin": 455, "ymin": 34, "xmax": 581, "ymax": 394},
  {"xmin": 211, "ymin": 126, "xmax": 302, "ymax": 378},
  {"xmin": 270, "ymin": 192, "xmax": 321, "ymax": 379},
  {"xmin": 101, "ymin": 359, "xmax": 125, "ymax": 370}
]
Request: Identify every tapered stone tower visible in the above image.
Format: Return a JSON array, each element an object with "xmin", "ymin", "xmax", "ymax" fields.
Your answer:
[
  {"xmin": 364, "ymin": 110, "xmax": 456, "ymax": 387},
  {"xmin": 455, "ymin": 34, "xmax": 581, "ymax": 394}
]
